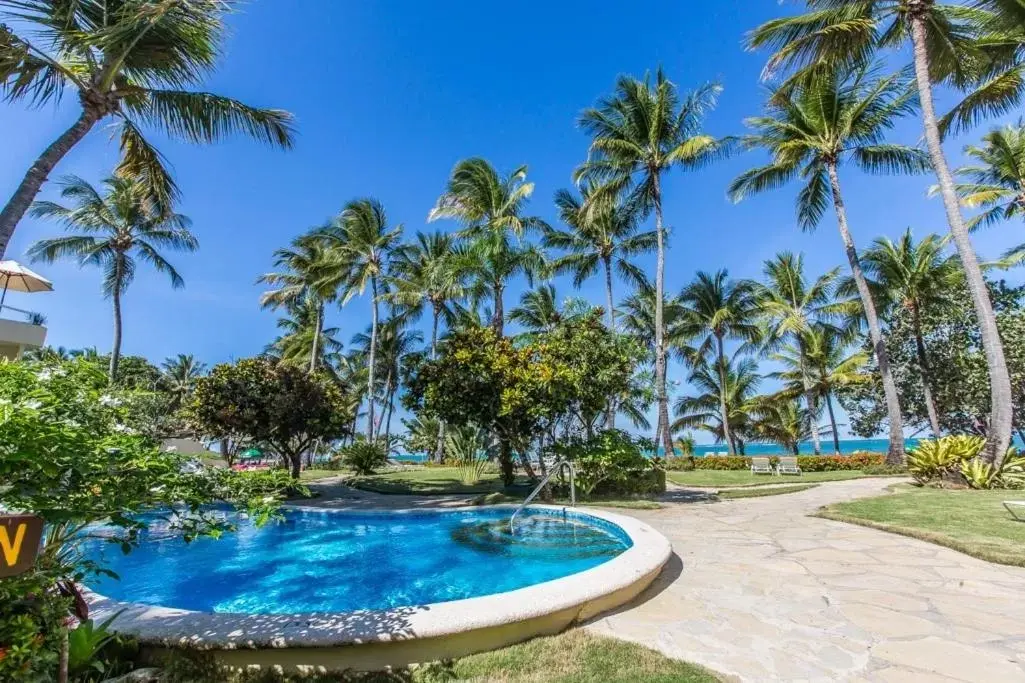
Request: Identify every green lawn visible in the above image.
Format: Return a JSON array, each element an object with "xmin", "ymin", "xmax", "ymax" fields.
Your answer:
[
  {"xmin": 667, "ymin": 469, "xmax": 894, "ymax": 488},
  {"xmin": 300, "ymin": 468, "xmax": 344, "ymax": 481},
  {"xmin": 162, "ymin": 631, "xmax": 720, "ymax": 682},
  {"xmin": 471, "ymin": 491, "xmax": 664, "ymax": 510},
  {"xmin": 717, "ymin": 483, "xmax": 819, "ymax": 499},
  {"xmin": 349, "ymin": 467, "xmax": 529, "ymax": 495},
  {"xmin": 817, "ymin": 486, "xmax": 1025, "ymax": 566}
]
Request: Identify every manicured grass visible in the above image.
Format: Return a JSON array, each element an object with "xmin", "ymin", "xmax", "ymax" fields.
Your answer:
[
  {"xmin": 471, "ymin": 491, "xmax": 664, "ymax": 510},
  {"xmin": 817, "ymin": 486, "xmax": 1025, "ymax": 567},
  {"xmin": 161, "ymin": 631, "xmax": 720, "ymax": 682},
  {"xmin": 717, "ymin": 483, "xmax": 819, "ymax": 499},
  {"xmin": 350, "ymin": 467, "xmax": 529, "ymax": 495},
  {"xmin": 667, "ymin": 469, "xmax": 894, "ymax": 488},
  {"xmin": 300, "ymin": 468, "xmax": 344, "ymax": 481}
]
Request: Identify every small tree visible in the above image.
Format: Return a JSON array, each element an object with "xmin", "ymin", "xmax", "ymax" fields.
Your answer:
[{"xmin": 188, "ymin": 358, "xmax": 353, "ymax": 478}]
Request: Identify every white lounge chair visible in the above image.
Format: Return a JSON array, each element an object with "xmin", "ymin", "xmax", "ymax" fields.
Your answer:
[
  {"xmin": 751, "ymin": 456, "xmax": 773, "ymax": 475},
  {"xmin": 778, "ymin": 456, "xmax": 802, "ymax": 476},
  {"xmin": 1003, "ymin": 501, "xmax": 1025, "ymax": 521}
]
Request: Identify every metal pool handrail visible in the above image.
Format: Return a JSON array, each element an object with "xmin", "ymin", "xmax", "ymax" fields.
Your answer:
[{"xmin": 510, "ymin": 459, "xmax": 576, "ymax": 530}]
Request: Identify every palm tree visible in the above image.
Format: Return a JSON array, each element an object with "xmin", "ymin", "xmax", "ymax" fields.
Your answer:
[
  {"xmin": 673, "ymin": 354, "xmax": 761, "ymax": 455},
  {"xmin": 265, "ymin": 297, "xmax": 344, "ymax": 369},
  {"xmin": 950, "ymin": 120, "xmax": 1025, "ymax": 262},
  {"xmin": 751, "ymin": 398, "xmax": 815, "ymax": 456},
  {"xmin": 618, "ymin": 285, "xmax": 689, "ymax": 357},
  {"xmin": 159, "ymin": 353, "xmax": 207, "ymax": 410},
  {"xmin": 428, "ymin": 158, "xmax": 547, "ymax": 334},
  {"xmin": 728, "ymin": 65, "xmax": 928, "ymax": 465},
  {"xmin": 0, "ymin": 1, "xmax": 293, "ymax": 255},
  {"xmin": 755, "ymin": 252, "xmax": 841, "ymax": 454},
  {"xmin": 749, "ymin": 1, "xmax": 1017, "ymax": 465},
  {"xmin": 576, "ymin": 70, "xmax": 729, "ymax": 458},
  {"xmin": 386, "ymin": 232, "xmax": 465, "ymax": 358},
  {"xmin": 326, "ymin": 199, "xmax": 402, "ymax": 439},
  {"xmin": 509, "ymin": 285, "xmax": 594, "ymax": 338},
  {"xmin": 258, "ymin": 237, "xmax": 339, "ymax": 373},
  {"xmin": 680, "ymin": 270, "xmax": 761, "ymax": 455},
  {"xmin": 859, "ymin": 229, "xmax": 961, "ymax": 437},
  {"xmin": 546, "ymin": 184, "xmax": 655, "ymax": 330},
  {"xmin": 351, "ymin": 316, "xmax": 423, "ymax": 449},
  {"xmin": 28, "ymin": 176, "xmax": 197, "ymax": 381},
  {"xmin": 771, "ymin": 325, "xmax": 868, "ymax": 454},
  {"xmin": 452, "ymin": 235, "xmax": 546, "ymax": 337}
]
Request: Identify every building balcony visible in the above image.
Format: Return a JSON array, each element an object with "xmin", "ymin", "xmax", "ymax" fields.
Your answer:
[{"xmin": 0, "ymin": 313, "xmax": 47, "ymax": 360}]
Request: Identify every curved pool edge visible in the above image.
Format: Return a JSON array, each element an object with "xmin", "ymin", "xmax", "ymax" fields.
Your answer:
[{"xmin": 86, "ymin": 504, "xmax": 671, "ymax": 670}]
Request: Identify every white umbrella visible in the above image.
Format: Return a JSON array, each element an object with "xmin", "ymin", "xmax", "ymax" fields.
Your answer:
[{"xmin": 0, "ymin": 260, "xmax": 53, "ymax": 312}]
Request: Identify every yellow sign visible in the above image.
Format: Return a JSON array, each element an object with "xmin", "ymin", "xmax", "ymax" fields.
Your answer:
[{"xmin": 0, "ymin": 515, "xmax": 44, "ymax": 578}]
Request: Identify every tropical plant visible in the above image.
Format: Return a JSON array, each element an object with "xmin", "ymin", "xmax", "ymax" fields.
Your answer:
[
  {"xmin": 322, "ymin": 199, "xmax": 402, "ymax": 439},
  {"xmin": 750, "ymin": 398, "xmax": 815, "ymax": 456},
  {"xmin": 351, "ymin": 315, "xmax": 423, "ymax": 449},
  {"xmin": 28, "ymin": 175, "xmax": 197, "ymax": 382},
  {"xmin": 0, "ymin": 0, "xmax": 293, "ymax": 256},
  {"xmin": 554, "ymin": 430, "xmax": 664, "ymax": 496},
  {"xmin": 618, "ymin": 285, "xmax": 689, "ymax": 357},
  {"xmin": 428, "ymin": 158, "xmax": 547, "ymax": 335},
  {"xmin": 679, "ymin": 270, "xmax": 760, "ymax": 455},
  {"xmin": 159, "ymin": 353, "xmax": 208, "ymax": 410},
  {"xmin": 509, "ymin": 284, "xmax": 594, "ymax": 338},
  {"xmin": 755, "ymin": 252, "xmax": 841, "ymax": 454},
  {"xmin": 950, "ymin": 120, "xmax": 1025, "ymax": 262},
  {"xmin": 258, "ymin": 236, "xmax": 340, "ymax": 373},
  {"xmin": 748, "ymin": 0, "xmax": 1017, "ymax": 466},
  {"xmin": 576, "ymin": 70, "xmax": 728, "ymax": 458},
  {"xmin": 906, "ymin": 434, "xmax": 984, "ymax": 484},
  {"xmin": 673, "ymin": 354, "xmax": 762, "ymax": 454},
  {"xmin": 445, "ymin": 424, "xmax": 493, "ymax": 486},
  {"xmin": 859, "ymin": 229, "xmax": 961, "ymax": 437},
  {"xmin": 264, "ymin": 297, "xmax": 344, "ymax": 369},
  {"xmin": 729, "ymin": 65, "xmax": 929, "ymax": 464},
  {"xmin": 546, "ymin": 183, "xmax": 655, "ymax": 330},
  {"xmin": 67, "ymin": 613, "xmax": 121, "ymax": 679},
  {"xmin": 400, "ymin": 414, "xmax": 444, "ymax": 461},
  {"xmin": 340, "ymin": 440, "xmax": 388, "ymax": 476}
]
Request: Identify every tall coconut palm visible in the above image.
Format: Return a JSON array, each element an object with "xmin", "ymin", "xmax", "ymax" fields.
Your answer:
[
  {"xmin": 159, "ymin": 353, "xmax": 207, "ymax": 410},
  {"xmin": 509, "ymin": 284, "xmax": 594, "ymax": 338},
  {"xmin": 428, "ymin": 158, "xmax": 547, "ymax": 334},
  {"xmin": 326, "ymin": 199, "xmax": 402, "ymax": 439},
  {"xmin": 258, "ymin": 237, "xmax": 339, "ymax": 373},
  {"xmin": 950, "ymin": 120, "xmax": 1025, "ymax": 262},
  {"xmin": 749, "ymin": 1, "xmax": 1016, "ymax": 464},
  {"xmin": 755, "ymin": 252, "xmax": 841, "ymax": 454},
  {"xmin": 618, "ymin": 285, "xmax": 689, "ymax": 358},
  {"xmin": 352, "ymin": 316, "xmax": 422, "ymax": 448},
  {"xmin": 858, "ymin": 229, "xmax": 961, "ymax": 437},
  {"xmin": 679, "ymin": 270, "xmax": 761, "ymax": 455},
  {"xmin": 453, "ymin": 235, "xmax": 546, "ymax": 337},
  {"xmin": 771, "ymin": 325, "xmax": 868, "ymax": 453},
  {"xmin": 265, "ymin": 297, "xmax": 344, "ymax": 369},
  {"xmin": 673, "ymin": 354, "xmax": 761, "ymax": 454},
  {"xmin": 28, "ymin": 175, "xmax": 197, "ymax": 381},
  {"xmin": 546, "ymin": 184, "xmax": 655, "ymax": 330},
  {"xmin": 0, "ymin": 0, "xmax": 293, "ymax": 255},
  {"xmin": 576, "ymin": 70, "xmax": 729, "ymax": 458},
  {"xmin": 751, "ymin": 398, "xmax": 816, "ymax": 456},
  {"xmin": 386, "ymin": 232, "xmax": 465, "ymax": 358},
  {"xmin": 729, "ymin": 66, "xmax": 928, "ymax": 464}
]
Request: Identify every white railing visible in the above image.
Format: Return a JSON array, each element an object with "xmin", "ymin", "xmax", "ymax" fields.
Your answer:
[{"xmin": 509, "ymin": 460, "xmax": 576, "ymax": 531}]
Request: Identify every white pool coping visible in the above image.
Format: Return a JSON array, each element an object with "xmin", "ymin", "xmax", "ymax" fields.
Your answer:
[{"xmin": 86, "ymin": 504, "xmax": 672, "ymax": 651}]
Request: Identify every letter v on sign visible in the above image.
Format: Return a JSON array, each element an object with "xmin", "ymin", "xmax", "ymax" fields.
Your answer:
[{"xmin": 0, "ymin": 515, "xmax": 44, "ymax": 578}]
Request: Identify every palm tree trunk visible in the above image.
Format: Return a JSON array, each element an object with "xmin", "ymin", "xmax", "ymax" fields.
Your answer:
[
  {"xmin": 375, "ymin": 368, "xmax": 391, "ymax": 439},
  {"xmin": 909, "ymin": 14, "xmax": 1012, "ymax": 465},
  {"xmin": 825, "ymin": 391, "xmax": 842, "ymax": 454},
  {"xmin": 493, "ymin": 282, "xmax": 505, "ymax": 336},
  {"xmin": 799, "ymin": 344, "xmax": 822, "ymax": 455},
  {"xmin": 602, "ymin": 255, "xmax": 617, "ymax": 430},
  {"xmin": 366, "ymin": 277, "xmax": 379, "ymax": 440},
  {"xmin": 0, "ymin": 107, "xmax": 103, "ymax": 257},
  {"xmin": 652, "ymin": 173, "xmax": 674, "ymax": 459},
  {"xmin": 826, "ymin": 161, "xmax": 905, "ymax": 465},
  {"xmin": 716, "ymin": 334, "xmax": 735, "ymax": 455},
  {"xmin": 911, "ymin": 303, "xmax": 943, "ymax": 438},
  {"xmin": 309, "ymin": 299, "xmax": 323, "ymax": 374},
  {"xmin": 431, "ymin": 304, "xmax": 446, "ymax": 463},
  {"xmin": 384, "ymin": 388, "xmax": 395, "ymax": 455},
  {"xmin": 109, "ymin": 255, "xmax": 124, "ymax": 383}
]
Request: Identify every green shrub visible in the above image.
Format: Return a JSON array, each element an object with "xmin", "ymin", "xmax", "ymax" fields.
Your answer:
[
  {"xmin": 680, "ymin": 453, "xmax": 886, "ymax": 472},
  {"xmin": 554, "ymin": 430, "xmax": 664, "ymax": 496},
  {"xmin": 689, "ymin": 456, "xmax": 753, "ymax": 471},
  {"xmin": 340, "ymin": 441, "xmax": 388, "ymax": 475},
  {"xmin": 446, "ymin": 425, "xmax": 493, "ymax": 485},
  {"xmin": 861, "ymin": 463, "xmax": 908, "ymax": 475},
  {"xmin": 907, "ymin": 435, "xmax": 985, "ymax": 484}
]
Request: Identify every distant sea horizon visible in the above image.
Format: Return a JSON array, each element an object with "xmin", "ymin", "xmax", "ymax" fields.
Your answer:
[{"xmin": 391, "ymin": 437, "xmax": 936, "ymax": 462}]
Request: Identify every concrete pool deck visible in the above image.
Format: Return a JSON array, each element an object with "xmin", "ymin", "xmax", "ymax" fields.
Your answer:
[{"xmin": 585, "ymin": 478, "xmax": 1025, "ymax": 682}]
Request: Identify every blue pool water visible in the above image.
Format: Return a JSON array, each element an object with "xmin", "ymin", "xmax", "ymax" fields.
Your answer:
[{"xmin": 82, "ymin": 508, "xmax": 630, "ymax": 614}]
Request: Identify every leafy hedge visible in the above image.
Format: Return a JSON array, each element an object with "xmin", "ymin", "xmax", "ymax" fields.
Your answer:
[
  {"xmin": 665, "ymin": 453, "xmax": 886, "ymax": 472},
  {"xmin": 554, "ymin": 430, "xmax": 665, "ymax": 496}
]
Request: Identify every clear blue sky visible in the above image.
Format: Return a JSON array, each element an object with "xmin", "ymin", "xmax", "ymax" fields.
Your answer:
[{"xmin": 1, "ymin": 1, "xmax": 1020, "ymax": 440}]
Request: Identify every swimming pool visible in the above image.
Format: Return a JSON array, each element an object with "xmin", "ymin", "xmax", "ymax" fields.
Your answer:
[
  {"xmin": 82, "ymin": 507, "xmax": 631, "ymax": 614},
  {"xmin": 84, "ymin": 505, "xmax": 670, "ymax": 671}
]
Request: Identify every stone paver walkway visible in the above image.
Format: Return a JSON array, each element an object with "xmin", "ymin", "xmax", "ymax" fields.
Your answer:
[{"xmin": 585, "ymin": 478, "xmax": 1025, "ymax": 682}]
